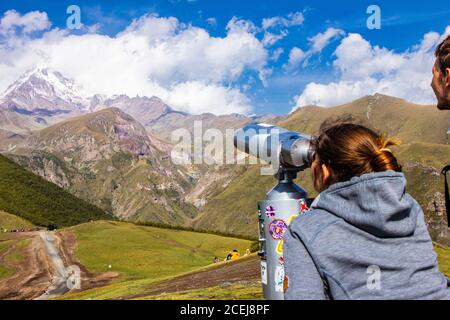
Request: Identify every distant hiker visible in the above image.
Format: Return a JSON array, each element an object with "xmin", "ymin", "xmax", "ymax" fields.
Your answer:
[
  {"xmin": 284, "ymin": 120, "xmax": 450, "ymax": 300},
  {"xmin": 244, "ymin": 249, "xmax": 251, "ymax": 256},
  {"xmin": 225, "ymin": 251, "xmax": 232, "ymax": 261},
  {"xmin": 231, "ymin": 249, "xmax": 240, "ymax": 260},
  {"xmin": 431, "ymin": 35, "xmax": 450, "ymax": 226},
  {"xmin": 213, "ymin": 257, "xmax": 220, "ymax": 263}
]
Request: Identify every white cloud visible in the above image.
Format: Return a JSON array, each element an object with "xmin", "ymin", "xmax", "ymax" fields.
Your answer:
[
  {"xmin": 262, "ymin": 30, "xmax": 288, "ymax": 47},
  {"xmin": 293, "ymin": 28, "xmax": 450, "ymax": 111},
  {"xmin": 309, "ymin": 27, "xmax": 345, "ymax": 54},
  {"xmin": 226, "ymin": 16, "xmax": 259, "ymax": 34},
  {"xmin": 261, "ymin": 12, "xmax": 304, "ymax": 47},
  {"xmin": 286, "ymin": 47, "xmax": 307, "ymax": 69},
  {"xmin": 206, "ymin": 17, "xmax": 217, "ymax": 27},
  {"xmin": 284, "ymin": 27, "xmax": 344, "ymax": 70},
  {"xmin": 0, "ymin": 10, "xmax": 51, "ymax": 36},
  {"xmin": 166, "ymin": 81, "xmax": 251, "ymax": 114},
  {"xmin": 0, "ymin": 12, "xmax": 269, "ymax": 115},
  {"xmin": 271, "ymin": 48, "xmax": 284, "ymax": 61},
  {"xmin": 262, "ymin": 12, "xmax": 304, "ymax": 30}
]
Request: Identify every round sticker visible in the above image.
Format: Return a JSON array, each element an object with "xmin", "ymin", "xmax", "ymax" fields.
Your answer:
[{"xmin": 269, "ymin": 219, "xmax": 287, "ymax": 240}]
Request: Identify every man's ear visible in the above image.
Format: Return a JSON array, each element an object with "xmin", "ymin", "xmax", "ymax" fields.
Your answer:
[
  {"xmin": 445, "ymin": 68, "xmax": 450, "ymax": 88},
  {"xmin": 321, "ymin": 164, "xmax": 331, "ymax": 186}
]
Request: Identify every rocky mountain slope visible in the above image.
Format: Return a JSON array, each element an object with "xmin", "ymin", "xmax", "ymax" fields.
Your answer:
[
  {"xmin": 0, "ymin": 68, "xmax": 90, "ymax": 133},
  {"xmin": 1, "ymin": 68, "xmax": 89, "ymax": 115},
  {"xmin": 0, "ymin": 69, "xmax": 277, "ymax": 211},
  {"xmin": 0, "ymin": 68, "xmax": 278, "ymax": 138},
  {"xmin": 4, "ymin": 108, "xmax": 199, "ymax": 225}
]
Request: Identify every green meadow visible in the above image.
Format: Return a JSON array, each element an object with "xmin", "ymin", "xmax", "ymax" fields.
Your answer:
[
  {"xmin": 0, "ymin": 211, "xmax": 35, "ymax": 230},
  {"xmin": 58, "ymin": 220, "xmax": 253, "ymax": 299}
]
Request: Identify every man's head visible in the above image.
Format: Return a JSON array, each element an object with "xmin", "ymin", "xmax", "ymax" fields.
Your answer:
[{"xmin": 432, "ymin": 35, "xmax": 450, "ymax": 110}]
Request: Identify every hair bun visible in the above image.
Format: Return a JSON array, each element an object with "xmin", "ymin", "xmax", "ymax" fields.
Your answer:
[{"xmin": 372, "ymin": 147, "xmax": 402, "ymax": 172}]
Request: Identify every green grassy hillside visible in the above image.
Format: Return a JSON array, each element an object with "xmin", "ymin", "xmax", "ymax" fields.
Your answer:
[
  {"xmin": 144, "ymin": 244, "xmax": 450, "ymax": 300},
  {"xmin": 0, "ymin": 211, "xmax": 35, "ymax": 230},
  {"xmin": 280, "ymin": 94, "xmax": 449, "ymax": 145},
  {"xmin": 58, "ymin": 221, "xmax": 252, "ymax": 299},
  {"xmin": 0, "ymin": 154, "xmax": 111, "ymax": 228}
]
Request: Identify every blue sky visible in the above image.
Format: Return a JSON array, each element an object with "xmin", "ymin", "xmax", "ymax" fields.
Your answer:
[{"xmin": 1, "ymin": 0, "xmax": 449, "ymax": 115}]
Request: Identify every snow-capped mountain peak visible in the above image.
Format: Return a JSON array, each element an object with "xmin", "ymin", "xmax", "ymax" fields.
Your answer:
[{"xmin": 0, "ymin": 67, "xmax": 90, "ymax": 115}]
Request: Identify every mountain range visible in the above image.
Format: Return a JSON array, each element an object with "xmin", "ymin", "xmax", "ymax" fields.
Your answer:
[
  {"xmin": 0, "ymin": 68, "xmax": 449, "ymax": 245},
  {"xmin": 0, "ymin": 68, "xmax": 257, "ymax": 225}
]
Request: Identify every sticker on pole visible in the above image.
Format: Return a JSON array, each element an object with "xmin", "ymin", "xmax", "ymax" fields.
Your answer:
[
  {"xmin": 275, "ymin": 266, "xmax": 284, "ymax": 292},
  {"xmin": 265, "ymin": 205, "xmax": 276, "ymax": 218},
  {"xmin": 287, "ymin": 215, "xmax": 296, "ymax": 225},
  {"xmin": 300, "ymin": 198, "xmax": 309, "ymax": 214},
  {"xmin": 269, "ymin": 219, "xmax": 287, "ymax": 240},
  {"xmin": 261, "ymin": 261, "xmax": 268, "ymax": 285},
  {"xmin": 276, "ymin": 240, "xmax": 284, "ymax": 254}
]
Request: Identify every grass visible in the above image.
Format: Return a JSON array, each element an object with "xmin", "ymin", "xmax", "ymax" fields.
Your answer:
[
  {"xmin": 0, "ymin": 211, "xmax": 35, "ymax": 230},
  {"xmin": 0, "ymin": 154, "xmax": 111, "ymax": 228},
  {"xmin": 55, "ymin": 224, "xmax": 450, "ymax": 300},
  {"xmin": 5, "ymin": 239, "xmax": 30, "ymax": 264},
  {"xmin": 140, "ymin": 280, "xmax": 263, "ymax": 300},
  {"xmin": 0, "ymin": 238, "xmax": 31, "ymax": 280},
  {"xmin": 435, "ymin": 243, "xmax": 450, "ymax": 277},
  {"xmin": 0, "ymin": 241, "xmax": 14, "ymax": 280},
  {"xmin": 0, "ymin": 265, "xmax": 11, "ymax": 280},
  {"xmin": 58, "ymin": 220, "xmax": 253, "ymax": 299}
]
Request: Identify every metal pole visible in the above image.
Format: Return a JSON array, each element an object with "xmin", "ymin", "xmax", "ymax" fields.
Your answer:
[{"xmin": 257, "ymin": 169, "xmax": 308, "ymax": 300}]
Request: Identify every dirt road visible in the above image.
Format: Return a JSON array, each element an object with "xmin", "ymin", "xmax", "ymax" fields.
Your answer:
[
  {"xmin": 34, "ymin": 231, "xmax": 73, "ymax": 300},
  {"xmin": 0, "ymin": 231, "xmax": 51, "ymax": 299},
  {"xmin": 1, "ymin": 230, "xmax": 259, "ymax": 300},
  {"xmin": 0, "ymin": 229, "xmax": 117, "ymax": 300}
]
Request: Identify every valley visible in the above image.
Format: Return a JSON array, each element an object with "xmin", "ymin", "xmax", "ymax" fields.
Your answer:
[
  {"xmin": 0, "ymin": 211, "xmax": 256, "ymax": 300},
  {"xmin": 0, "ymin": 68, "xmax": 449, "ymax": 300},
  {"xmin": 1, "ymin": 214, "xmax": 449, "ymax": 300}
]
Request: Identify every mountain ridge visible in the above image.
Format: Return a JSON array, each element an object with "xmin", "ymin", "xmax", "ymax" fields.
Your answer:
[{"xmin": 0, "ymin": 68, "xmax": 275, "ymax": 137}]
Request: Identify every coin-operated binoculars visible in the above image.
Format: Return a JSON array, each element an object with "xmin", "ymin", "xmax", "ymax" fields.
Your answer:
[{"xmin": 234, "ymin": 123, "xmax": 315, "ymax": 300}]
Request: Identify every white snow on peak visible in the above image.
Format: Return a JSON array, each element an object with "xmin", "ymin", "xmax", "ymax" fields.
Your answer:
[{"xmin": 1, "ymin": 67, "xmax": 90, "ymax": 112}]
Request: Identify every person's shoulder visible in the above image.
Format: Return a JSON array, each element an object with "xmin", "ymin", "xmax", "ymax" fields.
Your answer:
[{"xmin": 289, "ymin": 206, "xmax": 340, "ymax": 245}]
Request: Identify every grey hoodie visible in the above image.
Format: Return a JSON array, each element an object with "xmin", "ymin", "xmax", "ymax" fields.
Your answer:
[{"xmin": 284, "ymin": 171, "xmax": 450, "ymax": 300}]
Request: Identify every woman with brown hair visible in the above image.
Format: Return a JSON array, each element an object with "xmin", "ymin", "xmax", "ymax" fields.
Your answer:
[{"xmin": 284, "ymin": 119, "xmax": 450, "ymax": 300}]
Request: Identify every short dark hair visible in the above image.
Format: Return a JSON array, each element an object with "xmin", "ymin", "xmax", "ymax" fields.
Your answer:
[{"xmin": 435, "ymin": 35, "xmax": 450, "ymax": 74}]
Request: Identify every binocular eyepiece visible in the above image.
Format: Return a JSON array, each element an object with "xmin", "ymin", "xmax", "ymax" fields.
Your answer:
[{"xmin": 233, "ymin": 123, "xmax": 315, "ymax": 172}]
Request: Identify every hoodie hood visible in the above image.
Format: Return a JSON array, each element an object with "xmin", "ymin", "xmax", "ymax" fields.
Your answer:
[{"xmin": 312, "ymin": 171, "xmax": 418, "ymax": 238}]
